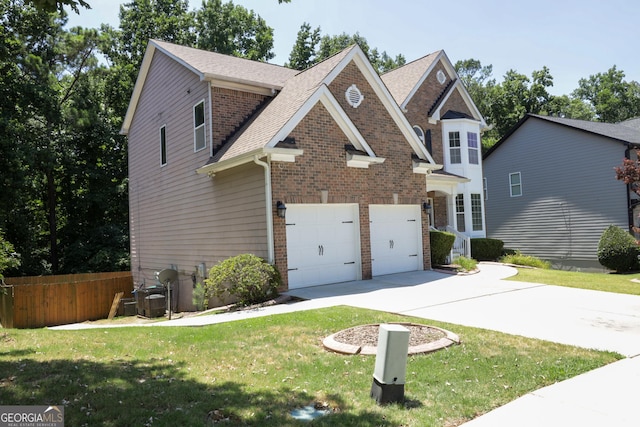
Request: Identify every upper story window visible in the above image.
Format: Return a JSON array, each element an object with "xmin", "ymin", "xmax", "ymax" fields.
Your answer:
[
  {"xmin": 468, "ymin": 132, "xmax": 479, "ymax": 164},
  {"xmin": 193, "ymin": 100, "xmax": 206, "ymax": 152},
  {"xmin": 449, "ymin": 131, "xmax": 461, "ymax": 164},
  {"xmin": 510, "ymin": 172, "xmax": 522, "ymax": 197},
  {"xmin": 455, "ymin": 194, "xmax": 465, "ymax": 232},
  {"xmin": 160, "ymin": 125, "xmax": 167, "ymax": 166}
]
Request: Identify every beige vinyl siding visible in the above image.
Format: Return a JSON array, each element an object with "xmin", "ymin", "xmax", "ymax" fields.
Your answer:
[
  {"xmin": 128, "ymin": 51, "xmax": 267, "ymax": 308},
  {"xmin": 484, "ymin": 119, "xmax": 629, "ymax": 270}
]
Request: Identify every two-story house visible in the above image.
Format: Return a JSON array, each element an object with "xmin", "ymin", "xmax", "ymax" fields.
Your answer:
[{"xmin": 121, "ymin": 40, "xmax": 486, "ymax": 310}]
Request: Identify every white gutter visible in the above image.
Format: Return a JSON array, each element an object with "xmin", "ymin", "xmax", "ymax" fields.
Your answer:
[{"xmin": 253, "ymin": 155, "xmax": 275, "ymax": 264}]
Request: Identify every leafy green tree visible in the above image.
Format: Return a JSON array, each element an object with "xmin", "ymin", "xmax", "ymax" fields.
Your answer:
[
  {"xmin": 543, "ymin": 95, "xmax": 595, "ymax": 121},
  {"xmin": 573, "ymin": 66, "xmax": 640, "ymax": 123},
  {"xmin": 1, "ymin": 1, "xmax": 129, "ymax": 274},
  {"xmin": 26, "ymin": 0, "xmax": 88, "ymax": 13},
  {"xmin": 195, "ymin": 0, "xmax": 275, "ymax": 61},
  {"xmin": 287, "ymin": 27, "xmax": 404, "ymax": 73},
  {"xmin": 285, "ymin": 22, "xmax": 320, "ymax": 70},
  {"xmin": 484, "ymin": 68, "xmax": 556, "ymax": 140},
  {"xmin": 454, "ymin": 59, "xmax": 495, "ymax": 118}
]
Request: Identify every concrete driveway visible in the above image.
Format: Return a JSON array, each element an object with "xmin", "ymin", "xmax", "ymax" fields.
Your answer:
[{"xmin": 286, "ymin": 263, "xmax": 640, "ymax": 357}]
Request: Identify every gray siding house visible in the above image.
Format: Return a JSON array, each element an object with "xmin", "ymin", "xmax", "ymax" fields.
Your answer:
[{"xmin": 483, "ymin": 114, "xmax": 640, "ymax": 270}]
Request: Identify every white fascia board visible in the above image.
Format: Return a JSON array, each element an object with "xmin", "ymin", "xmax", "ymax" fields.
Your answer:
[
  {"xmin": 427, "ymin": 173, "xmax": 470, "ymax": 184},
  {"xmin": 196, "ymin": 148, "xmax": 265, "ymax": 176},
  {"xmin": 121, "ymin": 42, "xmax": 159, "ymax": 135}
]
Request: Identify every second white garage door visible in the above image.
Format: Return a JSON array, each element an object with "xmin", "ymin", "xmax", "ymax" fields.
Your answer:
[
  {"xmin": 369, "ymin": 205, "xmax": 423, "ymax": 276},
  {"xmin": 286, "ymin": 204, "xmax": 361, "ymax": 289}
]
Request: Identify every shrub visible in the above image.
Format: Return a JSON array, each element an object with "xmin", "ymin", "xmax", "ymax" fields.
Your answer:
[
  {"xmin": 470, "ymin": 238, "xmax": 504, "ymax": 261},
  {"xmin": 430, "ymin": 230, "xmax": 456, "ymax": 266},
  {"xmin": 0, "ymin": 230, "xmax": 20, "ymax": 282},
  {"xmin": 500, "ymin": 251, "xmax": 551, "ymax": 269},
  {"xmin": 597, "ymin": 225, "xmax": 640, "ymax": 272},
  {"xmin": 192, "ymin": 282, "xmax": 208, "ymax": 311},
  {"xmin": 453, "ymin": 256, "xmax": 478, "ymax": 272},
  {"xmin": 204, "ymin": 254, "xmax": 281, "ymax": 306}
]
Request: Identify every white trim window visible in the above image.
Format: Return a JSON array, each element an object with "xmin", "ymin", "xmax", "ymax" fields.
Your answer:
[
  {"xmin": 471, "ymin": 193, "xmax": 483, "ymax": 231},
  {"xmin": 509, "ymin": 172, "xmax": 522, "ymax": 197},
  {"xmin": 455, "ymin": 194, "xmax": 465, "ymax": 232},
  {"xmin": 160, "ymin": 125, "xmax": 167, "ymax": 166},
  {"xmin": 193, "ymin": 100, "xmax": 206, "ymax": 152},
  {"xmin": 468, "ymin": 132, "xmax": 479, "ymax": 164},
  {"xmin": 449, "ymin": 131, "xmax": 461, "ymax": 164}
]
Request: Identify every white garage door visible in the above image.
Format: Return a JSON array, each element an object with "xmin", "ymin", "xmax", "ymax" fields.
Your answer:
[
  {"xmin": 286, "ymin": 204, "xmax": 360, "ymax": 289},
  {"xmin": 369, "ymin": 205, "xmax": 422, "ymax": 276}
]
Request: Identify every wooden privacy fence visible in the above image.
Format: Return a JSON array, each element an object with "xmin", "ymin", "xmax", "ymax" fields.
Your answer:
[{"xmin": 0, "ymin": 271, "xmax": 133, "ymax": 329}]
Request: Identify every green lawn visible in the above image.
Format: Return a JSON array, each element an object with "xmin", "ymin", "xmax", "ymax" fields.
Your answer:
[
  {"xmin": 506, "ymin": 268, "xmax": 640, "ymax": 295},
  {"xmin": 0, "ymin": 306, "xmax": 621, "ymax": 426}
]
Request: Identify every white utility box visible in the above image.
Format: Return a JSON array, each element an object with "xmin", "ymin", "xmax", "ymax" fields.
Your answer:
[{"xmin": 370, "ymin": 323, "xmax": 410, "ymax": 404}]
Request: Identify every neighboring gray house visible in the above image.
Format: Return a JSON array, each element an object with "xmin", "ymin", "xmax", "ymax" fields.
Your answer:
[{"xmin": 483, "ymin": 114, "xmax": 640, "ymax": 271}]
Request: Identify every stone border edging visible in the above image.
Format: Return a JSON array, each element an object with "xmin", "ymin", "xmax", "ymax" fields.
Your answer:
[{"xmin": 322, "ymin": 322, "xmax": 460, "ymax": 355}]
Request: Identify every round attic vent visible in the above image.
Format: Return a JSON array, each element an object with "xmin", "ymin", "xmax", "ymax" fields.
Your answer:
[
  {"xmin": 437, "ymin": 69, "xmax": 446, "ymax": 85},
  {"xmin": 345, "ymin": 84, "xmax": 364, "ymax": 108}
]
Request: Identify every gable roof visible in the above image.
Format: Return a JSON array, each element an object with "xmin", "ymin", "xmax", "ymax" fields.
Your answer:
[
  {"xmin": 484, "ymin": 114, "xmax": 640, "ymax": 159},
  {"xmin": 197, "ymin": 44, "xmax": 439, "ymax": 175},
  {"xmin": 381, "ymin": 50, "xmax": 486, "ymax": 128},
  {"xmin": 121, "ymin": 39, "xmax": 298, "ymax": 135}
]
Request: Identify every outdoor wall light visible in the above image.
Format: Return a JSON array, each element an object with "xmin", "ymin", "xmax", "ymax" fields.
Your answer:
[
  {"xmin": 276, "ymin": 201, "xmax": 287, "ymax": 218},
  {"xmin": 422, "ymin": 201, "xmax": 432, "ymax": 215}
]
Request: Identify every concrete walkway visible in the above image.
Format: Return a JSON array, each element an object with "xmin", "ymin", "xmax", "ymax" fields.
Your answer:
[{"xmin": 52, "ymin": 263, "xmax": 640, "ymax": 426}]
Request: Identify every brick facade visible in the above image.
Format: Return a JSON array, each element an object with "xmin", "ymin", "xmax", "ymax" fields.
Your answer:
[{"xmin": 271, "ymin": 60, "xmax": 432, "ymax": 288}]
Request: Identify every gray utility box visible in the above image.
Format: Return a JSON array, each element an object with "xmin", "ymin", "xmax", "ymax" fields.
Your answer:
[{"xmin": 370, "ymin": 324, "xmax": 410, "ymax": 404}]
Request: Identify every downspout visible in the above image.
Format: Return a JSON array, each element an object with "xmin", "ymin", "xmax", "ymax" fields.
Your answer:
[{"xmin": 254, "ymin": 155, "xmax": 275, "ymax": 264}]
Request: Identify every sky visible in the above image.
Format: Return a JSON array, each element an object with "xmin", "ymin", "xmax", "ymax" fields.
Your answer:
[{"xmin": 66, "ymin": 0, "xmax": 639, "ymax": 96}]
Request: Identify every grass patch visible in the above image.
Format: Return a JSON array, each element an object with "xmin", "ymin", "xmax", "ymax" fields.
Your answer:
[
  {"xmin": 507, "ymin": 268, "xmax": 640, "ymax": 296},
  {"xmin": 0, "ymin": 306, "xmax": 621, "ymax": 426}
]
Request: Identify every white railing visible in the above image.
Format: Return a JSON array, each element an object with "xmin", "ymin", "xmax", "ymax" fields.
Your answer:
[{"xmin": 445, "ymin": 226, "xmax": 471, "ymax": 262}]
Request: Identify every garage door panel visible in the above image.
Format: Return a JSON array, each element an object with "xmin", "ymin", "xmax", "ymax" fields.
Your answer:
[
  {"xmin": 286, "ymin": 204, "xmax": 360, "ymax": 289},
  {"xmin": 370, "ymin": 205, "xmax": 422, "ymax": 276}
]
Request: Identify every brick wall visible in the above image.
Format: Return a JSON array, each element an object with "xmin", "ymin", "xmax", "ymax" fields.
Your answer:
[{"xmin": 212, "ymin": 87, "xmax": 267, "ymax": 150}]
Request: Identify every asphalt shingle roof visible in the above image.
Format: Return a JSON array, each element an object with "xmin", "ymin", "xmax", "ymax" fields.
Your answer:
[
  {"xmin": 152, "ymin": 39, "xmax": 299, "ymax": 89},
  {"xmin": 381, "ymin": 51, "xmax": 441, "ymax": 105},
  {"xmin": 529, "ymin": 114, "xmax": 640, "ymax": 145}
]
